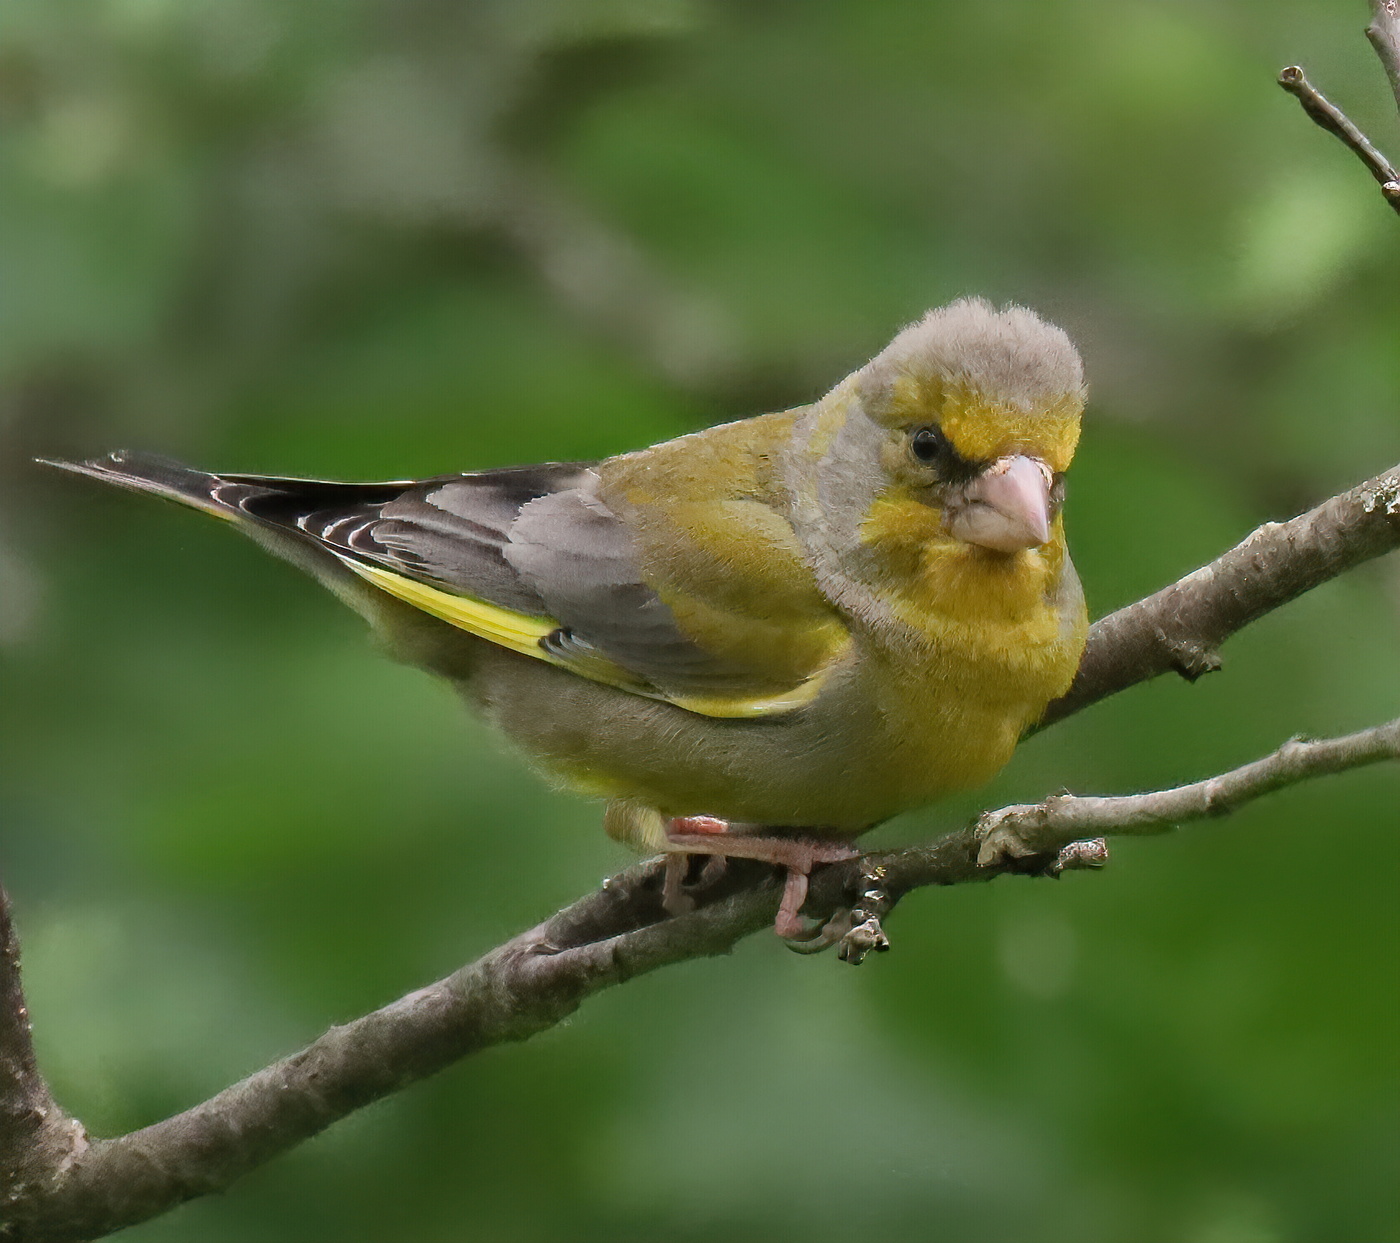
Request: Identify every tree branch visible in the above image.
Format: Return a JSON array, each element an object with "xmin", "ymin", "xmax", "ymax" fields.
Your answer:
[
  {"xmin": 1282, "ymin": 40, "xmax": 1400, "ymax": 214},
  {"xmin": 0, "ymin": 889, "xmax": 86, "ymax": 1216},
  {"xmin": 971, "ymin": 718, "xmax": 1400, "ymax": 866},
  {"xmin": 1277, "ymin": 65, "xmax": 1400, "ymax": 214},
  {"xmin": 1041, "ymin": 462, "xmax": 1400, "ymax": 725},
  {"xmin": 1368, "ymin": 0, "xmax": 1400, "ymax": 111},
  {"xmin": 4, "ymin": 456, "xmax": 1398, "ymax": 1242}
]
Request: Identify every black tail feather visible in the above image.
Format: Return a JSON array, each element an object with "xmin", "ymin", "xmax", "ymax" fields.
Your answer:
[
  {"xmin": 38, "ymin": 451, "xmax": 230, "ymax": 516},
  {"xmin": 37, "ymin": 451, "xmax": 412, "ymax": 527}
]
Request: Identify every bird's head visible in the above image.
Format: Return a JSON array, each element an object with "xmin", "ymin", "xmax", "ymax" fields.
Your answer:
[{"xmin": 790, "ymin": 298, "xmax": 1085, "ymax": 583}]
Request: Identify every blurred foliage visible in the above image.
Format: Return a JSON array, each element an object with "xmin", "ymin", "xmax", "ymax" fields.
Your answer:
[{"xmin": 1, "ymin": 1, "xmax": 1398, "ymax": 1241}]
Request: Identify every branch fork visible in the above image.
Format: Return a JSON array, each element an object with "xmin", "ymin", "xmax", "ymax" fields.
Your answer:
[{"xmin": 1279, "ymin": 4, "xmax": 1400, "ymax": 214}]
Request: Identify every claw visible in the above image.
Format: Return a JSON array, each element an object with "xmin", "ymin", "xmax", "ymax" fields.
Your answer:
[{"xmin": 783, "ymin": 908, "xmax": 855, "ymax": 954}]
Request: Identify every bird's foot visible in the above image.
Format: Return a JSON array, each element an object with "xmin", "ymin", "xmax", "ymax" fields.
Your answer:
[
  {"xmin": 784, "ymin": 861, "xmax": 893, "ymax": 963},
  {"xmin": 662, "ymin": 816, "xmax": 861, "ymax": 938},
  {"xmin": 660, "ymin": 851, "xmax": 731, "ymax": 914},
  {"xmin": 661, "ymin": 852, "xmax": 696, "ymax": 915}
]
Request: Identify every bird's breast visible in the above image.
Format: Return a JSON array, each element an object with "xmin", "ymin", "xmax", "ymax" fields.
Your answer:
[{"xmin": 838, "ymin": 540, "xmax": 1086, "ymax": 807}]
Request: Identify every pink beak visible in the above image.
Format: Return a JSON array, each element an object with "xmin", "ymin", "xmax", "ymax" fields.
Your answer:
[{"xmin": 944, "ymin": 454, "xmax": 1053, "ymax": 553}]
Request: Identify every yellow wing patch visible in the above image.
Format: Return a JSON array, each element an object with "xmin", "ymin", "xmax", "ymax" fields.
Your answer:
[
  {"xmin": 345, "ymin": 558, "xmax": 556, "ymax": 657},
  {"xmin": 338, "ymin": 556, "xmax": 833, "ymax": 719}
]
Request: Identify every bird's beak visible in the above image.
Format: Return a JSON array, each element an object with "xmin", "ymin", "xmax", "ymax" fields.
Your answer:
[{"xmin": 943, "ymin": 454, "xmax": 1053, "ymax": 553}]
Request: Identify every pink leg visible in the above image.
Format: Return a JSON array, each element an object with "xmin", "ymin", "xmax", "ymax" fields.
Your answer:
[
  {"xmin": 773, "ymin": 869, "xmax": 811, "ymax": 940},
  {"xmin": 662, "ymin": 816, "xmax": 861, "ymax": 939},
  {"xmin": 669, "ymin": 815, "xmax": 729, "ymax": 836}
]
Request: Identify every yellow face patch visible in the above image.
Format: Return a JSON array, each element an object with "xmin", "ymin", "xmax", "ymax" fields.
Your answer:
[
  {"xmin": 858, "ymin": 485, "xmax": 1071, "ymax": 648},
  {"xmin": 888, "ymin": 376, "xmax": 1081, "ymax": 473},
  {"xmin": 859, "ymin": 485, "xmax": 948, "ymax": 569}
]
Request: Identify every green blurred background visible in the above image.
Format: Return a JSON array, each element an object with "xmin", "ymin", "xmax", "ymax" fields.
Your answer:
[{"xmin": 2, "ymin": 2, "xmax": 1398, "ymax": 1240}]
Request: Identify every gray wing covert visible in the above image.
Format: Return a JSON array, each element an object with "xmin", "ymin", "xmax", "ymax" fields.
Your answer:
[
  {"xmin": 504, "ymin": 487, "xmax": 757, "ymax": 692},
  {"xmin": 366, "ymin": 466, "xmax": 586, "ymax": 614}
]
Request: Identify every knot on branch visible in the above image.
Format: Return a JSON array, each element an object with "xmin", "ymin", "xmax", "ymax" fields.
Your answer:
[
  {"xmin": 975, "ymin": 806, "xmax": 1042, "ymax": 867},
  {"xmin": 975, "ymin": 804, "xmax": 1113, "ymax": 878},
  {"xmin": 1200, "ymin": 778, "xmax": 1236, "ymax": 817},
  {"xmin": 976, "ymin": 801, "xmax": 1063, "ymax": 868},
  {"xmin": 1156, "ymin": 628, "xmax": 1223, "ymax": 681},
  {"xmin": 837, "ymin": 863, "xmax": 893, "ymax": 964},
  {"xmin": 1043, "ymin": 838, "xmax": 1110, "ymax": 876},
  {"xmin": 1360, "ymin": 475, "xmax": 1400, "ymax": 516},
  {"xmin": 1271, "ymin": 736, "xmax": 1318, "ymax": 776}
]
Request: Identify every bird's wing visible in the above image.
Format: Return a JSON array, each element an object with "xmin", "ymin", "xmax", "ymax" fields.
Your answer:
[
  {"xmin": 279, "ymin": 467, "xmax": 851, "ymax": 717},
  {"xmin": 48, "ymin": 452, "xmax": 841, "ymax": 718}
]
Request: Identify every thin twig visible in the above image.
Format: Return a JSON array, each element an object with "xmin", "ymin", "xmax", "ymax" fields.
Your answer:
[
  {"xmin": 972, "ymin": 718, "xmax": 1400, "ymax": 866},
  {"xmin": 1368, "ymin": 0, "xmax": 1400, "ymax": 112},
  {"xmin": 1277, "ymin": 65, "xmax": 1400, "ymax": 214}
]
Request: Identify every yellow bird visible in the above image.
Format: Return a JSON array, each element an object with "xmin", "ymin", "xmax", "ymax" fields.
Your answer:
[{"xmin": 44, "ymin": 298, "xmax": 1088, "ymax": 940}]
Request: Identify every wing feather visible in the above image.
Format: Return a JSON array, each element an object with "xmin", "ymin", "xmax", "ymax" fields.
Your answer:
[{"xmin": 47, "ymin": 451, "xmax": 845, "ymax": 718}]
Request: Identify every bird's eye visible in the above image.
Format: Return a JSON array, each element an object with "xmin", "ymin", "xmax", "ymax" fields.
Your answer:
[{"xmin": 909, "ymin": 426, "xmax": 950, "ymax": 464}]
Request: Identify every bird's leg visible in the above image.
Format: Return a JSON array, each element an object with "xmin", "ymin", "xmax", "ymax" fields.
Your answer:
[
  {"xmin": 661, "ymin": 853, "xmax": 695, "ymax": 915},
  {"xmin": 775, "ymin": 869, "xmax": 811, "ymax": 940},
  {"xmin": 663, "ymin": 816, "xmax": 862, "ymax": 937},
  {"xmin": 658, "ymin": 816, "xmax": 726, "ymax": 917}
]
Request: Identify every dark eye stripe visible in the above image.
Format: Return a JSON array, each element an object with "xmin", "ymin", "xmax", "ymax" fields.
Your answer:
[{"xmin": 908, "ymin": 425, "xmax": 981, "ymax": 483}]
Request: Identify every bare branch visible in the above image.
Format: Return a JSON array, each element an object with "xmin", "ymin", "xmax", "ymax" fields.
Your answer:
[
  {"xmin": 1368, "ymin": 0, "xmax": 1400, "ymax": 112},
  {"xmin": 972, "ymin": 718, "xmax": 1400, "ymax": 866},
  {"xmin": 3, "ymin": 870, "xmax": 774, "ymax": 1242},
  {"xmin": 1277, "ymin": 65, "xmax": 1400, "ymax": 214},
  {"xmin": 0, "ymin": 887, "xmax": 86, "ymax": 1216},
  {"xmin": 1041, "ymin": 463, "xmax": 1400, "ymax": 725}
]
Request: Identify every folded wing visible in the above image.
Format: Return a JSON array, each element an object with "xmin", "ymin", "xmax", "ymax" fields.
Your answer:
[{"xmin": 46, "ymin": 452, "xmax": 844, "ymax": 718}]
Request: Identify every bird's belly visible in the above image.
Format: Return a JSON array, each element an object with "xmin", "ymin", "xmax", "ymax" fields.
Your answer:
[{"xmin": 469, "ymin": 639, "xmax": 1062, "ymax": 831}]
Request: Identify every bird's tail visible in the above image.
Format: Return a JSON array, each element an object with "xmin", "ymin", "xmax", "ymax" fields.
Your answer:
[
  {"xmin": 38, "ymin": 450, "xmax": 245, "ymax": 523},
  {"xmin": 37, "ymin": 448, "xmax": 362, "ymax": 600},
  {"xmin": 39, "ymin": 450, "xmax": 483, "ymax": 677}
]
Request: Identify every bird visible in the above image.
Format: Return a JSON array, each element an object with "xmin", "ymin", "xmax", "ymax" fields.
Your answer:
[{"xmin": 42, "ymin": 297, "xmax": 1088, "ymax": 943}]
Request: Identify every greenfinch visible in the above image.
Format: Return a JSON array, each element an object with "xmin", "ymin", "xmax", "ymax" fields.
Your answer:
[{"xmin": 45, "ymin": 298, "xmax": 1087, "ymax": 939}]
